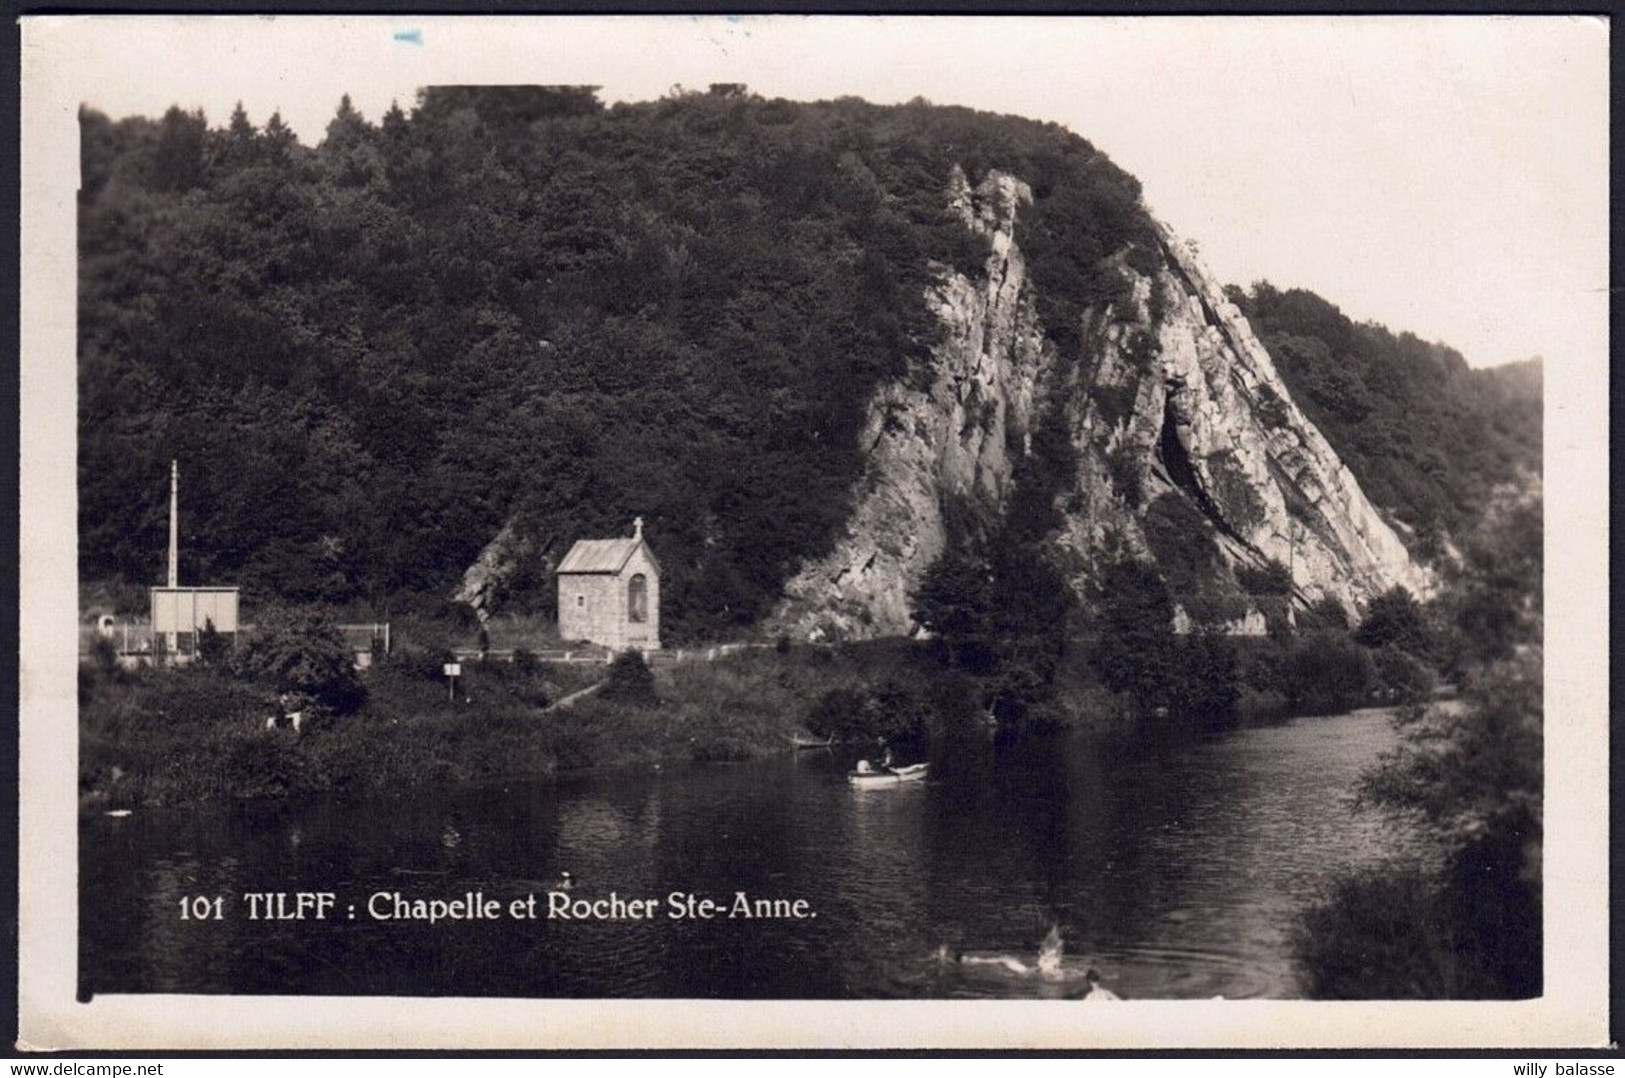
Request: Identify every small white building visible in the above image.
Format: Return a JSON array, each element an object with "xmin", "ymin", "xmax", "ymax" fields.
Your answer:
[{"xmin": 556, "ymin": 518, "xmax": 661, "ymax": 652}]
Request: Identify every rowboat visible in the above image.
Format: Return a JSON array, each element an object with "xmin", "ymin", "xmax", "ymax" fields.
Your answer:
[{"xmin": 848, "ymin": 762, "xmax": 929, "ymax": 787}]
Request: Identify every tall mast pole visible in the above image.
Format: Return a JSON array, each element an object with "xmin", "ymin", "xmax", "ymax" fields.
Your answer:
[
  {"xmin": 168, "ymin": 459, "xmax": 179, "ymax": 588},
  {"xmin": 166, "ymin": 460, "xmax": 179, "ymax": 656}
]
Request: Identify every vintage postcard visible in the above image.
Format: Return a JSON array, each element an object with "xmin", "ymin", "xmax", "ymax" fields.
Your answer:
[{"xmin": 17, "ymin": 14, "xmax": 1609, "ymax": 1050}]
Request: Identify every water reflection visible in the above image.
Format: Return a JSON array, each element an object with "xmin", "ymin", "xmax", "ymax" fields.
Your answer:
[{"xmin": 82, "ymin": 709, "xmax": 1426, "ymax": 1000}]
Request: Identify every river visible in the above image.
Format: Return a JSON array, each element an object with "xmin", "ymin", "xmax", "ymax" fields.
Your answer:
[{"xmin": 80, "ymin": 707, "xmax": 1427, "ymax": 1000}]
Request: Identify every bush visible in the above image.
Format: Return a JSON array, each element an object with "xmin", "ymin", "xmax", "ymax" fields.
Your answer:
[
  {"xmin": 1236, "ymin": 558, "xmax": 1294, "ymax": 596},
  {"xmin": 920, "ymin": 667, "xmax": 984, "ymax": 733},
  {"xmin": 1167, "ymin": 630, "xmax": 1240, "ymax": 731},
  {"xmin": 233, "ymin": 608, "xmax": 364, "ymax": 713},
  {"xmin": 1236, "ymin": 686, "xmax": 1288, "ymax": 725},
  {"xmin": 1301, "ymin": 651, "xmax": 1543, "ymax": 999},
  {"xmin": 1296, "ymin": 868, "xmax": 1457, "ymax": 998},
  {"xmin": 1281, "ymin": 631, "xmax": 1374, "ymax": 715},
  {"xmin": 805, "ymin": 682, "xmax": 928, "ymax": 743},
  {"xmin": 601, "ymin": 650, "xmax": 657, "ymax": 707},
  {"xmin": 1298, "ymin": 596, "xmax": 1351, "ymax": 632},
  {"xmin": 88, "ymin": 634, "xmax": 120, "ymax": 677},
  {"xmin": 196, "ymin": 617, "xmax": 232, "ymax": 667},
  {"xmin": 1372, "ymin": 646, "xmax": 1436, "ymax": 705},
  {"xmin": 1087, "ymin": 558, "xmax": 1178, "ymax": 712},
  {"xmin": 1355, "ymin": 586, "xmax": 1433, "ymax": 660}
]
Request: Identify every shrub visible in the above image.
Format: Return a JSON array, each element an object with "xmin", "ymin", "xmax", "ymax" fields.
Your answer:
[
  {"xmin": 1301, "ymin": 652, "xmax": 1543, "ymax": 999},
  {"xmin": 1281, "ymin": 631, "xmax": 1374, "ymax": 715},
  {"xmin": 805, "ymin": 687, "xmax": 870, "ymax": 741},
  {"xmin": 1167, "ymin": 630, "xmax": 1240, "ymax": 731},
  {"xmin": 196, "ymin": 617, "xmax": 232, "ymax": 667},
  {"xmin": 601, "ymin": 650, "xmax": 657, "ymax": 707},
  {"xmin": 1236, "ymin": 558, "xmax": 1294, "ymax": 596},
  {"xmin": 1355, "ymin": 586, "xmax": 1433, "ymax": 660},
  {"xmin": 805, "ymin": 682, "xmax": 928, "ymax": 743},
  {"xmin": 1296, "ymin": 868, "xmax": 1457, "ymax": 998},
  {"xmin": 1236, "ymin": 686, "xmax": 1288, "ymax": 725},
  {"xmin": 387, "ymin": 643, "xmax": 455, "ymax": 682},
  {"xmin": 1087, "ymin": 557, "xmax": 1177, "ymax": 711},
  {"xmin": 921, "ymin": 667, "xmax": 984, "ymax": 733},
  {"xmin": 222, "ymin": 727, "xmax": 325, "ymax": 800},
  {"xmin": 233, "ymin": 608, "xmax": 364, "ymax": 713},
  {"xmin": 1299, "ymin": 596, "xmax": 1351, "ymax": 632},
  {"xmin": 88, "ymin": 634, "xmax": 120, "ymax": 677},
  {"xmin": 1372, "ymin": 646, "xmax": 1436, "ymax": 705}
]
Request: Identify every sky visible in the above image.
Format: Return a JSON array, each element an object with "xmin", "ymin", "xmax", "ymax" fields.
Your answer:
[{"xmin": 46, "ymin": 14, "xmax": 1609, "ymax": 371}]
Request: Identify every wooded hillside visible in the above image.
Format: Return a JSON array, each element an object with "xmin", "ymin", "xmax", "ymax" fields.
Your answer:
[
  {"xmin": 79, "ymin": 86, "xmax": 1538, "ymax": 639},
  {"xmin": 79, "ymin": 87, "xmax": 1156, "ymax": 640}
]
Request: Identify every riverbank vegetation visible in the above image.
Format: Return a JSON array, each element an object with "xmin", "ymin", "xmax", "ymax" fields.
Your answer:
[
  {"xmin": 910, "ymin": 536, "xmax": 1442, "ymax": 741},
  {"xmin": 79, "ymin": 630, "xmax": 976, "ymax": 810},
  {"xmin": 1294, "ymin": 491, "xmax": 1543, "ymax": 998}
]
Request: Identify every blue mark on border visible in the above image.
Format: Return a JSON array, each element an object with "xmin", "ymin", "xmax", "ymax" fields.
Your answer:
[{"xmin": 393, "ymin": 29, "xmax": 423, "ymax": 45}]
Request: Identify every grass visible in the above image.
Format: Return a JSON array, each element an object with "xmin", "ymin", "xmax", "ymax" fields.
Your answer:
[{"xmin": 76, "ymin": 640, "xmax": 958, "ymax": 811}]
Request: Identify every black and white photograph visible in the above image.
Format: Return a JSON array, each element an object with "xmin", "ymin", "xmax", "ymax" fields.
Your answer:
[{"xmin": 17, "ymin": 13, "xmax": 1608, "ymax": 1050}]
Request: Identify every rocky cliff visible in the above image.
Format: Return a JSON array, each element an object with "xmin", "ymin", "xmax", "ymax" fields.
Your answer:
[
  {"xmin": 772, "ymin": 168, "xmax": 1048, "ymax": 639},
  {"xmin": 773, "ymin": 167, "xmax": 1431, "ymax": 641}
]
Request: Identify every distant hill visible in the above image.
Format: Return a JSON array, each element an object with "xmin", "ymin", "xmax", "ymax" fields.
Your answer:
[{"xmin": 78, "ymin": 87, "xmax": 1537, "ymax": 641}]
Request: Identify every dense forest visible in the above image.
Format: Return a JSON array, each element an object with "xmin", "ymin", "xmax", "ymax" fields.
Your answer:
[
  {"xmin": 79, "ymin": 86, "xmax": 1159, "ymax": 641},
  {"xmin": 1232, "ymin": 283, "xmax": 1541, "ymax": 555},
  {"xmin": 79, "ymin": 86, "xmax": 1539, "ymax": 641}
]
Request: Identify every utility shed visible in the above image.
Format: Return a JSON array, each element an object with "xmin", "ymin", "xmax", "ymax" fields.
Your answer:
[{"xmin": 556, "ymin": 518, "xmax": 661, "ymax": 652}]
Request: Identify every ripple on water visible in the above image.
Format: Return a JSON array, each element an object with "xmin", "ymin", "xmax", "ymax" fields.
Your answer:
[{"xmin": 882, "ymin": 943, "xmax": 1282, "ymax": 1000}]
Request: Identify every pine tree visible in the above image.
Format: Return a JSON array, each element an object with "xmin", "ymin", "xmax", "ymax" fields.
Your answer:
[{"xmin": 262, "ymin": 110, "xmax": 297, "ymax": 160}]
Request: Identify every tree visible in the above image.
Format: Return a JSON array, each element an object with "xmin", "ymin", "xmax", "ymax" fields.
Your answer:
[
  {"xmin": 1310, "ymin": 650, "xmax": 1543, "ymax": 998},
  {"xmin": 152, "ymin": 106, "xmax": 207, "ymax": 192},
  {"xmin": 261, "ymin": 111, "xmax": 297, "ymax": 160},
  {"xmin": 911, "ymin": 551, "xmax": 993, "ymax": 670},
  {"xmin": 1299, "ymin": 596, "xmax": 1350, "ymax": 632},
  {"xmin": 1447, "ymin": 496, "xmax": 1542, "ymax": 670},
  {"xmin": 1355, "ymin": 586, "xmax": 1433, "ymax": 659},
  {"xmin": 1281, "ymin": 631, "xmax": 1373, "ymax": 715},
  {"xmin": 196, "ymin": 616, "xmax": 232, "ymax": 667},
  {"xmin": 1237, "ymin": 558, "xmax": 1294, "ymax": 596},
  {"xmin": 232, "ymin": 607, "xmax": 364, "ymax": 713},
  {"xmin": 1168, "ymin": 628, "xmax": 1240, "ymax": 729},
  {"xmin": 1088, "ymin": 558, "xmax": 1178, "ymax": 712},
  {"xmin": 601, "ymin": 650, "xmax": 657, "ymax": 707},
  {"xmin": 217, "ymin": 102, "xmax": 259, "ymax": 171}
]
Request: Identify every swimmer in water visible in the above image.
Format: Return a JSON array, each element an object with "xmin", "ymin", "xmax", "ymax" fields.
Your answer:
[
  {"xmin": 951, "ymin": 923, "xmax": 1069, "ymax": 981},
  {"xmin": 1035, "ymin": 923, "xmax": 1064, "ymax": 979},
  {"xmin": 956, "ymin": 951, "xmax": 1035, "ymax": 975},
  {"xmin": 555, "ymin": 871, "xmax": 574, "ymax": 892}
]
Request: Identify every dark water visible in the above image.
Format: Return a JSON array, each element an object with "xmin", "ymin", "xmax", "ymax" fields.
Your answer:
[{"xmin": 81, "ymin": 708, "xmax": 1425, "ymax": 1000}]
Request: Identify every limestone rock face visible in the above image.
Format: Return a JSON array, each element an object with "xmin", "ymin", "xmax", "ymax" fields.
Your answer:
[
  {"xmin": 771, "ymin": 168, "xmax": 1047, "ymax": 640},
  {"xmin": 1063, "ymin": 223, "xmax": 1432, "ymax": 613},
  {"xmin": 454, "ymin": 517, "xmax": 549, "ymax": 622},
  {"xmin": 774, "ymin": 167, "xmax": 1430, "ymax": 639}
]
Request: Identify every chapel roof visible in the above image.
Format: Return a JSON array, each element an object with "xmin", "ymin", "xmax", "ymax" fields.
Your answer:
[{"xmin": 557, "ymin": 517, "xmax": 660, "ymax": 575}]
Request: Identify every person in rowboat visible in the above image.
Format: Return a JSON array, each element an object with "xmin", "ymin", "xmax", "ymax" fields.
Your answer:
[{"xmin": 871, "ymin": 738, "xmax": 895, "ymax": 773}]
